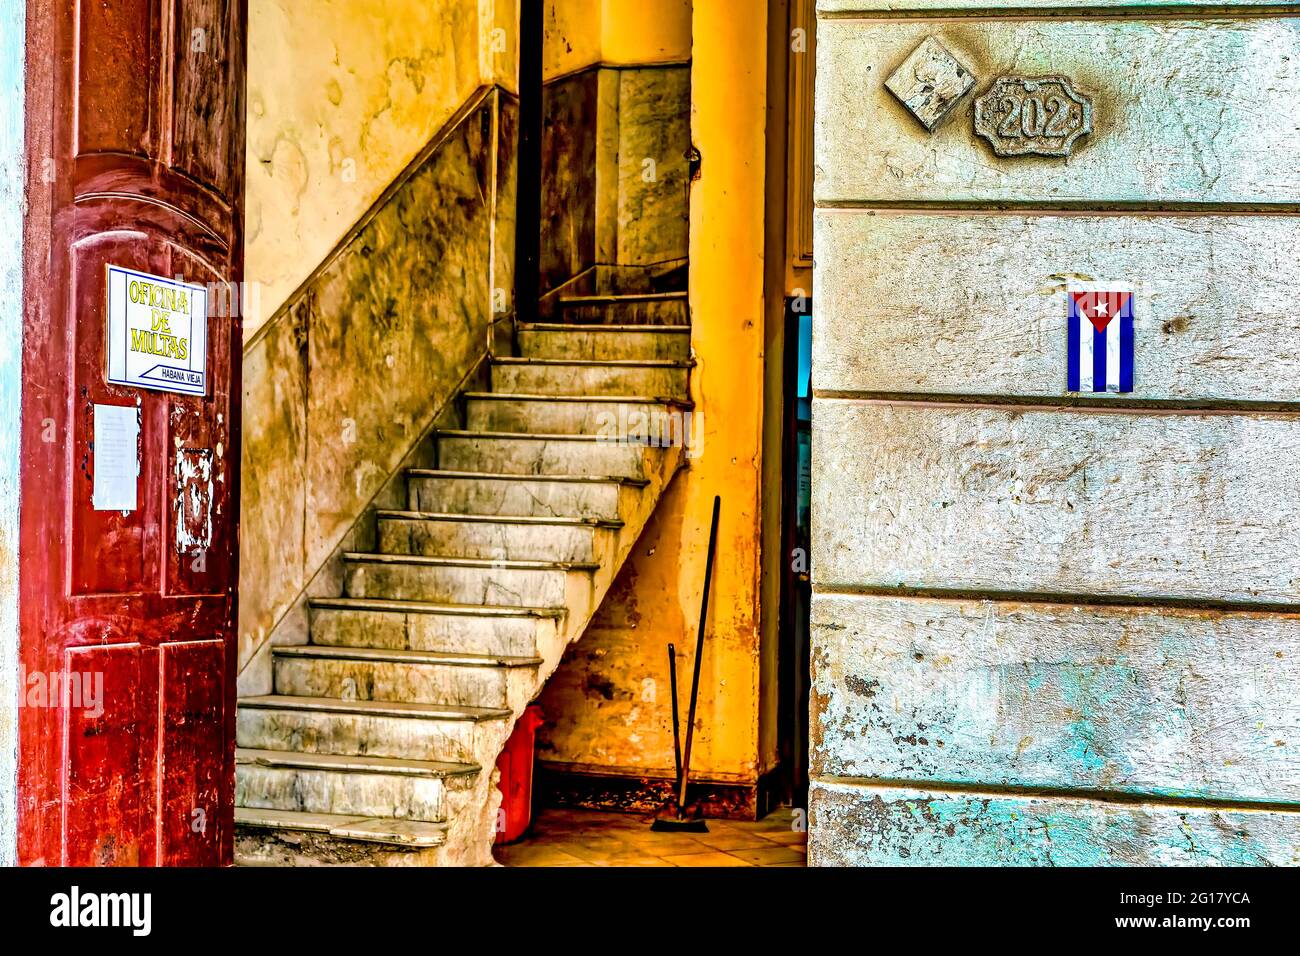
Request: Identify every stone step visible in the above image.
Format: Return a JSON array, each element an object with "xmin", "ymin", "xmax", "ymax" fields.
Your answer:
[
  {"xmin": 237, "ymin": 694, "xmax": 510, "ymax": 764},
  {"xmin": 437, "ymin": 430, "xmax": 665, "ymax": 481},
  {"xmin": 376, "ymin": 509, "xmax": 618, "ymax": 563},
  {"xmin": 518, "ymin": 323, "xmax": 691, "ymax": 361},
  {"xmin": 558, "ymin": 291, "xmax": 689, "ymax": 326},
  {"xmin": 342, "ymin": 552, "xmax": 596, "ymax": 608},
  {"xmin": 310, "ymin": 596, "xmax": 563, "ymax": 657},
  {"xmin": 234, "ymin": 807, "xmax": 449, "ymax": 848},
  {"xmin": 272, "ymin": 644, "xmax": 542, "ymax": 709},
  {"xmin": 464, "ymin": 393, "xmax": 694, "ymax": 438},
  {"xmin": 490, "ymin": 357, "xmax": 691, "ymax": 399},
  {"xmin": 405, "ymin": 470, "xmax": 643, "ymax": 522},
  {"xmin": 235, "ymin": 748, "xmax": 478, "ymax": 823}
]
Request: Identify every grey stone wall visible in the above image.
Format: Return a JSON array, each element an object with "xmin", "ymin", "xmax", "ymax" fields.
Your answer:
[
  {"xmin": 540, "ymin": 64, "xmax": 689, "ymax": 303},
  {"xmin": 596, "ymin": 66, "xmax": 691, "ymax": 271},
  {"xmin": 810, "ymin": 2, "xmax": 1300, "ymax": 865}
]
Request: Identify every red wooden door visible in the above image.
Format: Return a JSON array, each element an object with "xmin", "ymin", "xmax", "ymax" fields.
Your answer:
[{"xmin": 19, "ymin": 0, "xmax": 245, "ymax": 866}]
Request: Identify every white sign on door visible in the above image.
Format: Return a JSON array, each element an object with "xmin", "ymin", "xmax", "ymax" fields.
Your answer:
[
  {"xmin": 105, "ymin": 264, "xmax": 208, "ymax": 396},
  {"xmin": 91, "ymin": 403, "xmax": 139, "ymax": 512}
]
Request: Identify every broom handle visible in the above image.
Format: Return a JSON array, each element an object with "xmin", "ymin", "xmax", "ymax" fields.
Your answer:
[
  {"xmin": 667, "ymin": 643, "xmax": 682, "ymax": 794},
  {"xmin": 679, "ymin": 495, "xmax": 721, "ymax": 812}
]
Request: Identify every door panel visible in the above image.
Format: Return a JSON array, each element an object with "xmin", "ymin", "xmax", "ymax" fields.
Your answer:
[
  {"xmin": 69, "ymin": 234, "xmax": 160, "ymax": 597},
  {"xmin": 172, "ymin": 0, "xmax": 239, "ymax": 194},
  {"xmin": 158, "ymin": 640, "xmax": 227, "ymax": 865},
  {"xmin": 20, "ymin": 0, "xmax": 245, "ymax": 866},
  {"xmin": 61, "ymin": 643, "xmax": 158, "ymax": 867},
  {"xmin": 75, "ymin": 0, "xmax": 156, "ymax": 157}
]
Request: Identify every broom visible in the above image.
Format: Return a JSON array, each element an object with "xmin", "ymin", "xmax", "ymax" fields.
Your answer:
[{"xmin": 652, "ymin": 495, "xmax": 721, "ymax": 833}]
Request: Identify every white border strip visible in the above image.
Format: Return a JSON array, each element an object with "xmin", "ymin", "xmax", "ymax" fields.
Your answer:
[{"xmin": 0, "ymin": 0, "xmax": 26, "ymax": 867}]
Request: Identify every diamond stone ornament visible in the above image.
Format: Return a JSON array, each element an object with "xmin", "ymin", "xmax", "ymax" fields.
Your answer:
[{"xmin": 884, "ymin": 37, "xmax": 976, "ymax": 132}]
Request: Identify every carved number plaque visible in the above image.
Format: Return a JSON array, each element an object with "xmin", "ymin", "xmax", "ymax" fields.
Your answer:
[{"xmin": 974, "ymin": 76, "xmax": 1093, "ymax": 157}]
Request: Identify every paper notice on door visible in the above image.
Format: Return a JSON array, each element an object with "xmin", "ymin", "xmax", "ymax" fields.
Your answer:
[{"xmin": 92, "ymin": 403, "xmax": 139, "ymax": 512}]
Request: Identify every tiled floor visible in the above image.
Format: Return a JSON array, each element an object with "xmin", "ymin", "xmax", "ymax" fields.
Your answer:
[{"xmin": 493, "ymin": 807, "xmax": 808, "ymax": 867}]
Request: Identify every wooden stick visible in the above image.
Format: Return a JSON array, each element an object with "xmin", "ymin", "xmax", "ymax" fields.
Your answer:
[{"xmin": 678, "ymin": 495, "xmax": 721, "ymax": 813}]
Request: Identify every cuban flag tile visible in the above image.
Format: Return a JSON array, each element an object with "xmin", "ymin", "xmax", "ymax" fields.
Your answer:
[{"xmin": 1067, "ymin": 285, "xmax": 1134, "ymax": 394}]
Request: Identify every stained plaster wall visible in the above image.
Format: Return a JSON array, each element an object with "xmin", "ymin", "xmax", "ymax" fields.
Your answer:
[
  {"xmin": 244, "ymin": 0, "xmax": 517, "ymax": 340},
  {"xmin": 238, "ymin": 3, "xmax": 519, "ymax": 690}
]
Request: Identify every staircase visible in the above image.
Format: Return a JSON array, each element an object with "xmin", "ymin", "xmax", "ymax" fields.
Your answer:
[{"xmin": 234, "ymin": 301, "xmax": 692, "ymax": 865}]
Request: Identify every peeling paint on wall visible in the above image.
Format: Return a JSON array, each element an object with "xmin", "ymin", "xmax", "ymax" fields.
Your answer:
[{"xmin": 174, "ymin": 448, "xmax": 214, "ymax": 555}]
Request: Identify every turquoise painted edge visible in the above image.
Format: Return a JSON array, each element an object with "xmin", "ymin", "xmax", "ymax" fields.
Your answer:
[
  {"xmin": 810, "ymin": 782, "xmax": 1300, "ymax": 866},
  {"xmin": 0, "ymin": 0, "xmax": 25, "ymax": 867},
  {"xmin": 817, "ymin": 1, "xmax": 1286, "ymax": 11}
]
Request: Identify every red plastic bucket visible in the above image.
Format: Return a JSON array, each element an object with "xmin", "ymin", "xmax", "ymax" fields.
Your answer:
[{"xmin": 495, "ymin": 704, "xmax": 545, "ymax": 844}]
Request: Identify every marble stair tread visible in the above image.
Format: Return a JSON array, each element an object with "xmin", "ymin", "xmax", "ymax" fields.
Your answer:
[
  {"xmin": 464, "ymin": 394, "xmax": 696, "ymax": 437},
  {"xmin": 272, "ymin": 644, "xmax": 543, "ymax": 668},
  {"xmin": 558, "ymin": 291, "xmax": 687, "ymax": 305},
  {"xmin": 519, "ymin": 322, "xmax": 690, "ymax": 333},
  {"xmin": 554, "ymin": 293, "xmax": 690, "ymax": 328},
  {"xmin": 327, "ymin": 817, "xmax": 452, "ymax": 847},
  {"xmin": 405, "ymin": 468, "xmax": 648, "ymax": 487},
  {"xmin": 236, "ymin": 747, "xmax": 480, "ymax": 779},
  {"xmin": 516, "ymin": 324, "xmax": 692, "ymax": 361},
  {"xmin": 463, "ymin": 391, "xmax": 694, "ymax": 407},
  {"xmin": 436, "ymin": 428, "xmax": 672, "ymax": 449},
  {"xmin": 374, "ymin": 507, "xmax": 624, "ymax": 529},
  {"xmin": 238, "ymin": 694, "xmax": 512, "ymax": 722},
  {"xmin": 309, "ymin": 596, "xmax": 565, "ymax": 618},
  {"xmin": 488, "ymin": 363, "xmax": 690, "ymax": 400},
  {"xmin": 234, "ymin": 807, "xmax": 449, "ymax": 848},
  {"xmin": 436, "ymin": 428, "xmax": 663, "ymax": 442},
  {"xmin": 491, "ymin": 357, "xmax": 693, "ymax": 368},
  {"xmin": 341, "ymin": 552, "xmax": 600, "ymax": 572}
]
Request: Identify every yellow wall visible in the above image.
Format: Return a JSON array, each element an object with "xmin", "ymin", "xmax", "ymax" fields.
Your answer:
[
  {"xmin": 543, "ymin": 2, "xmax": 603, "ymax": 79},
  {"xmin": 602, "ymin": 0, "xmax": 693, "ymax": 65},
  {"xmin": 539, "ymin": 0, "xmax": 776, "ymax": 790},
  {"xmin": 244, "ymin": 0, "xmax": 516, "ymax": 339},
  {"xmin": 544, "ymin": 0, "xmax": 692, "ymax": 79},
  {"xmin": 673, "ymin": 0, "xmax": 772, "ymax": 782}
]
